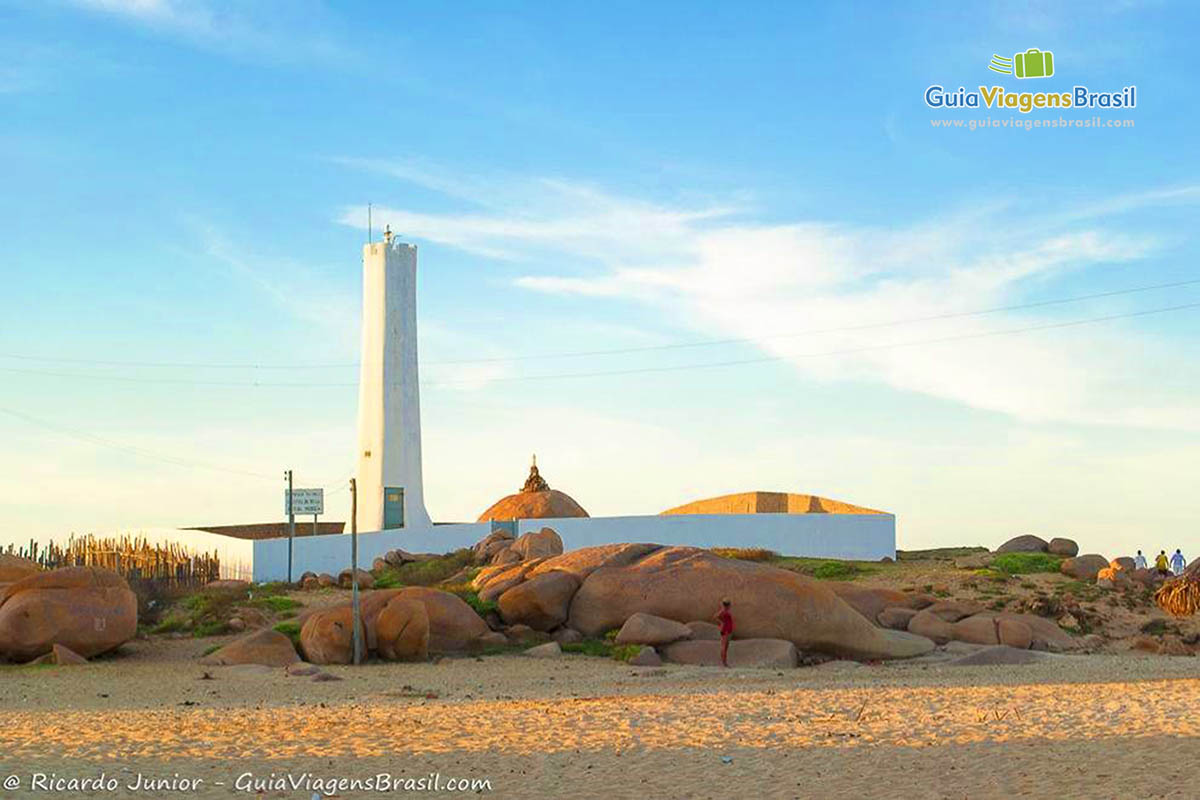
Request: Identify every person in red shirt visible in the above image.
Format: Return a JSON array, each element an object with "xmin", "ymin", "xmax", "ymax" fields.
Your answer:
[{"xmin": 714, "ymin": 599, "xmax": 733, "ymax": 667}]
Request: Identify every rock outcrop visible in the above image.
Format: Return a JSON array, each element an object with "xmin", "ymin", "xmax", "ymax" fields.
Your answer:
[
  {"xmin": 1060, "ymin": 554, "xmax": 1109, "ymax": 581},
  {"xmin": 661, "ymin": 638, "xmax": 799, "ymax": 668},
  {"xmin": 995, "ymin": 535, "xmax": 1049, "ymax": 554},
  {"xmin": 0, "ymin": 567, "xmax": 137, "ymax": 662},
  {"xmin": 1047, "ymin": 538, "xmax": 1079, "ymax": 557},
  {"xmin": 201, "ymin": 628, "xmax": 300, "ymax": 667},
  {"xmin": 614, "ymin": 613, "xmax": 692, "ymax": 646},
  {"xmin": 566, "ymin": 547, "xmax": 934, "ymax": 660}
]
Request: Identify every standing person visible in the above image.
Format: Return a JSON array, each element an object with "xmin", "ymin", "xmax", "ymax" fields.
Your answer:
[
  {"xmin": 1171, "ymin": 549, "xmax": 1187, "ymax": 575},
  {"xmin": 1134, "ymin": 550, "xmax": 1148, "ymax": 570},
  {"xmin": 714, "ymin": 599, "xmax": 734, "ymax": 668},
  {"xmin": 1155, "ymin": 550, "xmax": 1171, "ymax": 577}
]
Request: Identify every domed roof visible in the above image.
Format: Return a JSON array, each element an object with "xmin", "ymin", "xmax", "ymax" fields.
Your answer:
[
  {"xmin": 477, "ymin": 458, "xmax": 589, "ymax": 522},
  {"xmin": 661, "ymin": 491, "xmax": 886, "ymax": 516}
]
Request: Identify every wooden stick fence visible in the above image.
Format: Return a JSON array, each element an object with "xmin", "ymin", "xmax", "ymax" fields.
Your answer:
[{"xmin": 3, "ymin": 534, "xmax": 221, "ymax": 585}]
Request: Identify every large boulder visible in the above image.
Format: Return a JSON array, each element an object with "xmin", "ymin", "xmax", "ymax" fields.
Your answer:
[
  {"xmin": 394, "ymin": 587, "xmax": 489, "ymax": 652},
  {"xmin": 1047, "ymin": 538, "xmax": 1079, "ymax": 557},
  {"xmin": 614, "ymin": 613, "xmax": 692, "ymax": 646},
  {"xmin": 0, "ymin": 567, "xmax": 137, "ymax": 662},
  {"xmin": 299, "ymin": 605, "xmax": 364, "ymax": 665},
  {"xmin": 527, "ymin": 543, "xmax": 662, "ymax": 582},
  {"xmin": 201, "ymin": 628, "xmax": 300, "ymax": 667},
  {"xmin": 661, "ymin": 638, "xmax": 799, "ymax": 669},
  {"xmin": 920, "ymin": 600, "xmax": 984, "ymax": 622},
  {"xmin": 950, "ymin": 615, "xmax": 1033, "ymax": 649},
  {"xmin": 825, "ymin": 584, "xmax": 929, "ymax": 623},
  {"xmin": 685, "ymin": 620, "xmax": 721, "ymax": 640},
  {"xmin": 338, "ymin": 568, "xmax": 374, "ymax": 590},
  {"xmin": 0, "ymin": 554, "xmax": 40, "ymax": 583},
  {"xmin": 1060, "ymin": 554, "xmax": 1109, "ymax": 581},
  {"xmin": 907, "ymin": 609, "xmax": 956, "ymax": 644},
  {"xmin": 567, "ymin": 547, "xmax": 934, "ymax": 660},
  {"xmin": 993, "ymin": 612, "xmax": 1075, "ymax": 651},
  {"xmin": 375, "ymin": 597, "xmax": 429, "ymax": 662},
  {"xmin": 877, "ymin": 607, "xmax": 919, "ymax": 630},
  {"xmin": 1113, "ymin": 556, "xmax": 1136, "ymax": 572},
  {"xmin": 474, "ymin": 558, "xmax": 547, "ymax": 604},
  {"xmin": 995, "ymin": 535, "xmax": 1049, "ymax": 554},
  {"xmin": 509, "ymin": 528, "xmax": 564, "ymax": 561},
  {"xmin": 497, "ymin": 571, "xmax": 580, "ymax": 631},
  {"xmin": 473, "ymin": 530, "xmax": 516, "ymax": 564}
]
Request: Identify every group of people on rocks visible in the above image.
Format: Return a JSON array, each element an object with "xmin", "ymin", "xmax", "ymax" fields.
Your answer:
[{"xmin": 1134, "ymin": 549, "xmax": 1188, "ymax": 577}]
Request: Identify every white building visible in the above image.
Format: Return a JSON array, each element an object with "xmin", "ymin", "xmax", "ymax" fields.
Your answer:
[
  {"xmin": 350, "ymin": 229, "xmax": 432, "ymax": 534},
  {"xmin": 246, "ymin": 235, "xmax": 896, "ymax": 581}
]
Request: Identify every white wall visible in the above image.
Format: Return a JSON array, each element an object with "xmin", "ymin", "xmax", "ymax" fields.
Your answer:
[{"xmin": 251, "ymin": 513, "xmax": 894, "ymax": 582}]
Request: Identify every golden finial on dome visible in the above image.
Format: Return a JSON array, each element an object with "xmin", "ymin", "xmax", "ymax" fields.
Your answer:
[{"xmin": 522, "ymin": 454, "xmax": 549, "ymax": 493}]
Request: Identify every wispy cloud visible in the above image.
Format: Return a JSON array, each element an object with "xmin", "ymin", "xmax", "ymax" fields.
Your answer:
[
  {"xmin": 64, "ymin": 0, "xmax": 349, "ymax": 64},
  {"xmin": 334, "ymin": 159, "xmax": 1200, "ymax": 430}
]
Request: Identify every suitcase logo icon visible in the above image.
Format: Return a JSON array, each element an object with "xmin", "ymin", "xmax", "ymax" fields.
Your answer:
[{"xmin": 988, "ymin": 48, "xmax": 1055, "ymax": 79}]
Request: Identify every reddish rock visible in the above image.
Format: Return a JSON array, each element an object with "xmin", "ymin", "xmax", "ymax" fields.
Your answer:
[
  {"xmin": 995, "ymin": 535, "xmax": 1049, "ymax": 554},
  {"xmin": 921, "ymin": 600, "xmax": 984, "ymax": 622},
  {"xmin": 684, "ymin": 620, "xmax": 721, "ymax": 640},
  {"xmin": 1047, "ymin": 538, "xmax": 1079, "ymax": 557},
  {"xmin": 201, "ymin": 628, "xmax": 300, "ymax": 667},
  {"xmin": 568, "ymin": 546, "xmax": 933, "ymax": 661},
  {"xmin": 627, "ymin": 646, "xmax": 662, "ymax": 667},
  {"xmin": 826, "ymin": 584, "xmax": 926, "ymax": 623},
  {"xmin": 1060, "ymin": 555, "xmax": 1109, "ymax": 581},
  {"xmin": 614, "ymin": 613, "xmax": 692, "ymax": 646},
  {"xmin": 0, "ymin": 567, "xmax": 137, "ymax": 662},
  {"xmin": 877, "ymin": 607, "xmax": 919, "ymax": 630},
  {"xmin": 375, "ymin": 597, "xmax": 429, "ymax": 662},
  {"xmin": 509, "ymin": 528, "xmax": 564, "ymax": 561},
  {"xmin": 661, "ymin": 638, "xmax": 799, "ymax": 668},
  {"xmin": 908, "ymin": 609, "xmax": 956, "ymax": 644},
  {"xmin": 497, "ymin": 571, "xmax": 580, "ymax": 631}
]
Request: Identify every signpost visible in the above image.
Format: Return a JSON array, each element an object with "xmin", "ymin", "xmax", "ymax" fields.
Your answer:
[{"xmin": 283, "ymin": 485, "xmax": 324, "ymax": 583}]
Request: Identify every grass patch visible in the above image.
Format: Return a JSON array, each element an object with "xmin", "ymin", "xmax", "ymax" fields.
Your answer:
[
  {"xmin": 562, "ymin": 639, "xmax": 612, "ymax": 658},
  {"xmin": 990, "ymin": 552, "xmax": 1063, "ymax": 575},
  {"xmin": 201, "ymin": 644, "xmax": 222, "ymax": 657},
  {"xmin": 441, "ymin": 585, "xmax": 498, "ymax": 618},
  {"xmin": 150, "ymin": 616, "xmax": 187, "ymax": 635},
  {"xmin": 373, "ymin": 549, "xmax": 476, "ymax": 588},
  {"xmin": 710, "ymin": 547, "xmax": 778, "ymax": 562},
  {"xmin": 896, "ymin": 546, "xmax": 989, "ymax": 561},
  {"xmin": 248, "ymin": 595, "xmax": 302, "ymax": 613},
  {"xmin": 775, "ymin": 557, "xmax": 878, "ymax": 581},
  {"xmin": 273, "ymin": 621, "xmax": 302, "ymax": 647}
]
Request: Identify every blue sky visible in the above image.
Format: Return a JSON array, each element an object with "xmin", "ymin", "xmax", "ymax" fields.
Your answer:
[{"xmin": 2, "ymin": 0, "xmax": 1199, "ymax": 557}]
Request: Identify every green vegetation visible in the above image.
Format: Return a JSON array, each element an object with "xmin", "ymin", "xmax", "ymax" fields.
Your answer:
[
  {"xmin": 561, "ymin": 636, "xmax": 643, "ymax": 662},
  {"xmin": 201, "ymin": 643, "xmax": 222, "ymax": 657},
  {"xmin": 774, "ymin": 557, "xmax": 882, "ymax": 581},
  {"xmin": 896, "ymin": 546, "xmax": 989, "ymax": 561},
  {"xmin": 442, "ymin": 585, "xmax": 498, "ymax": 618},
  {"xmin": 710, "ymin": 547, "xmax": 778, "ymax": 562},
  {"xmin": 273, "ymin": 621, "xmax": 302, "ymax": 647},
  {"xmin": 248, "ymin": 595, "xmax": 301, "ymax": 613},
  {"xmin": 372, "ymin": 549, "xmax": 477, "ymax": 589},
  {"xmin": 990, "ymin": 552, "xmax": 1063, "ymax": 575},
  {"xmin": 562, "ymin": 639, "xmax": 611, "ymax": 658}
]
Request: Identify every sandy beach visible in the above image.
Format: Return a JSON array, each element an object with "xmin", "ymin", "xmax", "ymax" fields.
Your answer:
[{"xmin": 2, "ymin": 637, "xmax": 1197, "ymax": 799}]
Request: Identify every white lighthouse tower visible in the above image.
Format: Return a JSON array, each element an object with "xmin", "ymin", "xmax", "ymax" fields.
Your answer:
[{"xmin": 351, "ymin": 228, "xmax": 433, "ymax": 533}]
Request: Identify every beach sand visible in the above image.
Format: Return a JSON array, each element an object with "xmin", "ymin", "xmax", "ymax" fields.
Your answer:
[{"xmin": 1, "ymin": 637, "xmax": 1197, "ymax": 799}]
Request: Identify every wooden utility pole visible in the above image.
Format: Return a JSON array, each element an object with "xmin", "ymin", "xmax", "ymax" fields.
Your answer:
[
  {"xmin": 285, "ymin": 469, "xmax": 295, "ymax": 583},
  {"xmin": 350, "ymin": 477, "xmax": 361, "ymax": 665}
]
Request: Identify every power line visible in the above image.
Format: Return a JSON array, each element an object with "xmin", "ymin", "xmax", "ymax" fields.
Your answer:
[
  {"xmin": 0, "ymin": 407, "xmax": 278, "ymax": 480},
  {"xmin": 1, "ymin": 299, "xmax": 1197, "ymax": 387},
  {"xmin": 2, "ymin": 275, "xmax": 1197, "ymax": 369}
]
